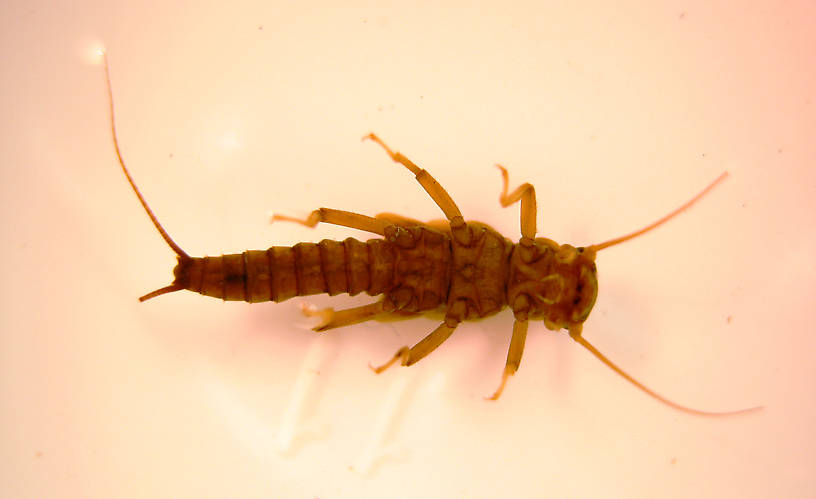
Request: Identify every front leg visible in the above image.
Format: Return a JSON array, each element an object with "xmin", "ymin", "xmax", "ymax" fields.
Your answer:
[
  {"xmin": 486, "ymin": 319, "xmax": 529, "ymax": 400},
  {"xmin": 495, "ymin": 164, "xmax": 537, "ymax": 241}
]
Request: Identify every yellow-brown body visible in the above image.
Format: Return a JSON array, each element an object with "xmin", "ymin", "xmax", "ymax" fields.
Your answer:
[
  {"xmin": 172, "ymin": 222, "xmax": 599, "ymax": 335},
  {"xmin": 175, "ymin": 224, "xmax": 523, "ymax": 320},
  {"xmin": 104, "ymin": 53, "xmax": 758, "ymax": 414}
]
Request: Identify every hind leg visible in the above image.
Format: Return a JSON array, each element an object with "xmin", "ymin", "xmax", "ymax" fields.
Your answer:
[
  {"xmin": 301, "ymin": 300, "xmax": 391, "ymax": 332},
  {"xmin": 272, "ymin": 207, "xmax": 390, "ymax": 236},
  {"xmin": 374, "ymin": 212, "xmax": 424, "ymax": 227}
]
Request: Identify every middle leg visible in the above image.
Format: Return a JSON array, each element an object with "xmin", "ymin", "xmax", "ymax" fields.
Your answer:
[
  {"xmin": 369, "ymin": 320, "xmax": 459, "ymax": 373},
  {"xmin": 363, "ymin": 133, "xmax": 464, "ymax": 223}
]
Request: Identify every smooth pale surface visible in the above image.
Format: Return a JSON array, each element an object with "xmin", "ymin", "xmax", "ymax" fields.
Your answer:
[{"xmin": 2, "ymin": 1, "xmax": 814, "ymax": 498}]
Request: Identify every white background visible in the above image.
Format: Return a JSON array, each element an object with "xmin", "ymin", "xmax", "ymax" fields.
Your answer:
[{"xmin": 2, "ymin": 1, "xmax": 814, "ymax": 497}]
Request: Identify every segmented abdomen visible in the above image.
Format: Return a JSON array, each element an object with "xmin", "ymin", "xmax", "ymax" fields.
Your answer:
[{"xmin": 179, "ymin": 238, "xmax": 396, "ymax": 302}]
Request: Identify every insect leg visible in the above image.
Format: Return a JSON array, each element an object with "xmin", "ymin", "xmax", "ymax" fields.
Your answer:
[
  {"xmin": 369, "ymin": 321, "xmax": 458, "ymax": 373},
  {"xmin": 495, "ymin": 164, "xmax": 537, "ymax": 240},
  {"xmin": 374, "ymin": 212, "xmax": 424, "ymax": 227},
  {"xmin": 486, "ymin": 319, "xmax": 529, "ymax": 400},
  {"xmin": 272, "ymin": 208, "xmax": 390, "ymax": 236},
  {"xmin": 376, "ymin": 213, "xmax": 452, "ymax": 235},
  {"xmin": 301, "ymin": 300, "xmax": 390, "ymax": 332},
  {"xmin": 363, "ymin": 133, "xmax": 464, "ymax": 222}
]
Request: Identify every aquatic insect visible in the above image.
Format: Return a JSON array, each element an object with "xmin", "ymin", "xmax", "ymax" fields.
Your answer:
[{"xmin": 103, "ymin": 54, "xmax": 759, "ymax": 416}]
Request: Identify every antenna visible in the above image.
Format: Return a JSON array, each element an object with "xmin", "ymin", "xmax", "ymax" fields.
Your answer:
[
  {"xmin": 569, "ymin": 326, "xmax": 763, "ymax": 417},
  {"xmin": 588, "ymin": 172, "xmax": 728, "ymax": 252}
]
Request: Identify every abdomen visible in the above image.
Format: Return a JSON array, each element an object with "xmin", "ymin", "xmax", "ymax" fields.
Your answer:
[{"xmin": 180, "ymin": 238, "xmax": 397, "ymax": 303}]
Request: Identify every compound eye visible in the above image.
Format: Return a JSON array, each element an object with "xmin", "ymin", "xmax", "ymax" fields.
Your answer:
[{"xmin": 572, "ymin": 266, "xmax": 598, "ymax": 322}]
